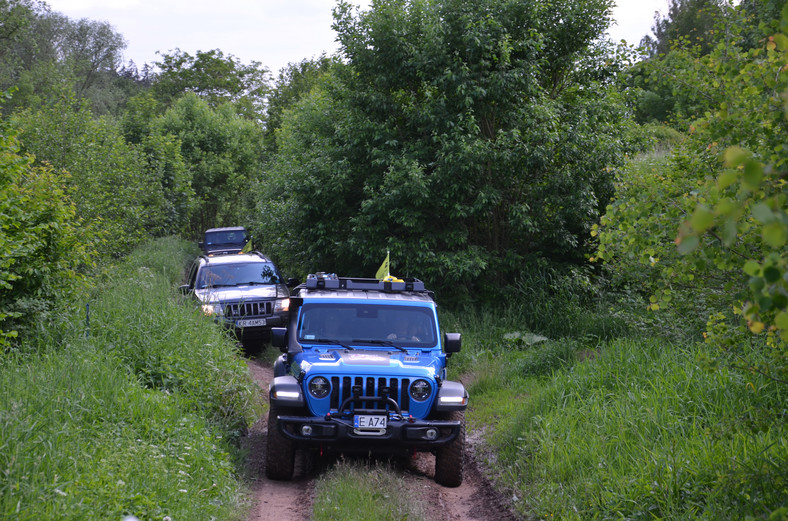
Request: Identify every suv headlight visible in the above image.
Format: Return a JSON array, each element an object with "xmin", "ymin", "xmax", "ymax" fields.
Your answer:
[
  {"xmin": 201, "ymin": 303, "xmax": 224, "ymax": 316},
  {"xmin": 409, "ymin": 379, "xmax": 432, "ymax": 401},
  {"xmin": 308, "ymin": 376, "xmax": 331, "ymax": 399},
  {"xmin": 274, "ymin": 298, "xmax": 290, "ymax": 313}
]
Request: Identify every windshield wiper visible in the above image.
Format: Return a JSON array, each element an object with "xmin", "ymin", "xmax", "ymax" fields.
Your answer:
[
  {"xmin": 308, "ymin": 339, "xmax": 354, "ymax": 350},
  {"xmin": 352, "ymin": 339, "xmax": 407, "ymax": 352}
]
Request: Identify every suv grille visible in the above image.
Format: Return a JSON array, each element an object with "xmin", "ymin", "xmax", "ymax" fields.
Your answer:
[
  {"xmin": 224, "ymin": 301, "xmax": 273, "ymax": 318},
  {"xmin": 329, "ymin": 376, "xmax": 411, "ymax": 414}
]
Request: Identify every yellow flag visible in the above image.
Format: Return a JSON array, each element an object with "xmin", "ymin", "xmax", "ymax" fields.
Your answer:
[
  {"xmin": 375, "ymin": 251, "xmax": 390, "ymax": 280},
  {"xmin": 240, "ymin": 239, "xmax": 253, "ymax": 253}
]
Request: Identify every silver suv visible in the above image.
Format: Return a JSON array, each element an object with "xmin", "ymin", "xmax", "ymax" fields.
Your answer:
[{"xmin": 181, "ymin": 252, "xmax": 291, "ymax": 347}]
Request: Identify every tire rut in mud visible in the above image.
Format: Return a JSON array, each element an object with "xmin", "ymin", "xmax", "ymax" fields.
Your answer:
[{"xmin": 241, "ymin": 358, "xmax": 314, "ymax": 521}]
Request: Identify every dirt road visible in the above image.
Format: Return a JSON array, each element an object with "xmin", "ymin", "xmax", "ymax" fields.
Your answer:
[{"xmin": 241, "ymin": 357, "xmax": 520, "ymax": 521}]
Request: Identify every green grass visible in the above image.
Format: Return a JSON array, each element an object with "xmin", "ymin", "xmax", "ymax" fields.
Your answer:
[
  {"xmin": 0, "ymin": 236, "xmax": 262, "ymax": 521},
  {"xmin": 312, "ymin": 458, "xmax": 427, "ymax": 521},
  {"xmin": 438, "ymin": 261, "xmax": 787, "ymax": 520},
  {"xmin": 464, "ymin": 335, "xmax": 788, "ymax": 520}
]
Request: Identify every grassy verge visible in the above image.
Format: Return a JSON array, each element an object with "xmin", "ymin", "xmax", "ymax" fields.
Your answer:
[
  {"xmin": 0, "ymin": 236, "xmax": 262, "ymax": 520},
  {"xmin": 450, "ymin": 322, "xmax": 787, "ymax": 520}
]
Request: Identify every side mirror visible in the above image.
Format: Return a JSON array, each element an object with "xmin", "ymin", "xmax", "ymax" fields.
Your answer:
[
  {"xmin": 444, "ymin": 333, "xmax": 461, "ymax": 354},
  {"xmin": 271, "ymin": 327, "xmax": 288, "ymax": 352},
  {"xmin": 198, "ymin": 241, "xmax": 205, "ymax": 250},
  {"xmin": 286, "ymin": 277, "xmax": 300, "ymax": 288},
  {"xmin": 178, "ymin": 284, "xmax": 191, "ymax": 295}
]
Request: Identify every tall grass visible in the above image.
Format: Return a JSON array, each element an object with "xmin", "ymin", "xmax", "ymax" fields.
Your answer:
[
  {"xmin": 466, "ymin": 336, "xmax": 787, "ymax": 520},
  {"xmin": 0, "ymin": 236, "xmax": 261, "ymax": 520},
  {"xmin": 438, "ymin": 262, "xmax": 787, "ymax": 519}
]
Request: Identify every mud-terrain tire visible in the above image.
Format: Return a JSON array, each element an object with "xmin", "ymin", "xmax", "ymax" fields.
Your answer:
[
  {"xmin": 434, "ymin": 410, "xmax": 465, "ymax": 487},
  {"xmin": 265, "ymin": 405, "xmax": 295, "ymax": 480}
]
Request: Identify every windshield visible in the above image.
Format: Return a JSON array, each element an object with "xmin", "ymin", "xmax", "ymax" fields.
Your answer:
[
  {"xmin": 297, "ymin": 303, "xmax": 437, "ymax": 347},
  {"xmin": 196, "ymin": 262, "xmax": 280, "ymax": 288},
  {"xmin": 205, "ymin": 230, "xmax": 247, "ymax": 246}
]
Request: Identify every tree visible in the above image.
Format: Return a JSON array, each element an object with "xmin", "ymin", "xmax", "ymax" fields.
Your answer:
[
  {"xmin": 155, "ymin": 93, "xmax": 265, "ymax": 236},
  {"xmin": 255, "ymin": 0, "xmax": 630, "ymax": 299},
  {"xmin": 1, "ymin": 2, "xmax": 139, "ymax": 116},
  {"xmin": 152, "ymin": 48, "xmax": 270, "ymax": 120},
  {"xmin": 264, "ymin": 55, "xmax": 336, "ymax": 153},
  {"xmin": 56, "ymin": 17, "xmax": 126, "ymax": 98},
  {"xmin": 641, "ymin": 0, "xmax": 728, "ymax": 57}
]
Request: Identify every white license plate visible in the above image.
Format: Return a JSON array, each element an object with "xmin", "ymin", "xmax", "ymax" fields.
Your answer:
[
  {"xmin": 236, "ymin": 318, "xmax": 266, "ymax": 328},
  {"xmin": 354, "ymin": 415, "xmax": 387, "ymax": 429}
]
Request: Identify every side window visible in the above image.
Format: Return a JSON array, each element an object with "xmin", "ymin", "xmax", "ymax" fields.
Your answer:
[{"xmin": 187, "ymin": 261, "xmax": 199, "ymax": 288}]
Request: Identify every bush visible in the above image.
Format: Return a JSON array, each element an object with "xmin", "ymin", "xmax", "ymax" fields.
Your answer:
[{"xmin": 0, "ymin": 94, "xmax": 93, "ymax": 346}]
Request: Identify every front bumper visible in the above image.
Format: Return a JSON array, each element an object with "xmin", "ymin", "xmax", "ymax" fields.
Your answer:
[
  {"xmin": 216, "ymin": 312, "xmax": 288, "ymax": 337},
  {"xmin": 275, "ymin": 414, "xmax": 461, "ymax": 451}
]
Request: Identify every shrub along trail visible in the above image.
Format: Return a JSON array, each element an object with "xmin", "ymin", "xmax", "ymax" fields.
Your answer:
[{"xmin": 241, "ymin": 356, "xmax": 520, "ymax": 521}]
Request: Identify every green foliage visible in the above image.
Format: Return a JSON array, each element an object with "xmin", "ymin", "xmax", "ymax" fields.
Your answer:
[
  {"xmin": 629, "ymin": 1, "xmax": 787, "ymax": 126},
  {"xmin": 598, "ymin": 7, "xmax": 788, "ymax": 381},
  {"xmin": 641, "ymin": 0, "xmax": 730, "ymax": 57},
  {"xmin": 14, "ymin": 91, "xmax": 191, "ymax": 256},
  {"xmin": 465, "ymin": 332, "xmax": 788, "ymax": 520},
  {"xmin": 0, "ymin": 237, "xmax": 257, "ymax": 520},
  {"xmin": 152, "ymin": 48, "xmax": 270, "ymax": 120},
  {"xmin": 0, "ymin": 94, "xmax": 93, "ymax": 346},
  {"xmin": 155, "ymin": 93, "xmax": 265, "ymax": 237},
  {"xmin": 73, "ymin": 236, "xmax": 260, "ymax": 437},
  {"xmin": 0, "ymin": 1, "xmax": 138, "ymax": 117},
  {"xmin": 263, "ymin": 55, "xmax": 336, "ymax": 153},
  {"xmin": 256, "ymin": 0, "xmax": 631, "ymax": 300}
]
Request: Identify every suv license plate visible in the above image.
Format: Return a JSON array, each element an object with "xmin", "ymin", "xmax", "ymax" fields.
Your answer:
[
  {"xmin": 236, "ymin": 318, "xmax": 266, "ymax": 328},
  {"xmin": 354, "ymin": 415, "xmax": 387, "ymax": 429}
]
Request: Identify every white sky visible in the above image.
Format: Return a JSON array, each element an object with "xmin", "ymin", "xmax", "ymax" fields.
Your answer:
[{"xmin": 43, "ymin": 0, "xmax": 669, "ymax": 75}]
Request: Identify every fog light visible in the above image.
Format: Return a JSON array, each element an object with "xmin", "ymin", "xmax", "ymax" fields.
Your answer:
[
  {"xmin": 425, "ymin": 428, "xmax": 438, "ymax": 440},
  {"xmin": 301, "ymin": 425, "xmax": 313, "ymax": 436}
]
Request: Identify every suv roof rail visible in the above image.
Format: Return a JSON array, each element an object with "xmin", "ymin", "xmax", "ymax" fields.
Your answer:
[
  {"xmin": 201, "ymin": 251, "xmax": 271, "ymax": 262},
  {"xmin": 303, "ymin": 272, "xmax": 432, "ymax": 296}
]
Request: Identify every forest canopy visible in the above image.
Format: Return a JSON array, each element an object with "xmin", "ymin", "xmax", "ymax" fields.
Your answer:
[{"xmin": 0, "ymin": 0, "xmax": 786, "ymax": 359}]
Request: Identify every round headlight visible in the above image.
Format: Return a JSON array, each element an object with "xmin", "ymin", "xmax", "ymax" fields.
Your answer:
[
  {"xmin": 308, "ymin": 376, "xmax": 331, "ymax": 399},
  {"xmin": 409, "ymin": 379, "xmax": 432, "ymax": 401}
]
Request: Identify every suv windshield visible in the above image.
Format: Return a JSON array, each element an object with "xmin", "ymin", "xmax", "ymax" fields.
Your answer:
[
  {"xmin": 297, "ymin": 303, "xmax": 437, "ymax": 347},
  {"xmin": 196, "ymin": 262, "xmax": 280, "ymax": 289},
  {"xmin": 205, "ymin": 230, "xmax": 247, "ymax": 246}
]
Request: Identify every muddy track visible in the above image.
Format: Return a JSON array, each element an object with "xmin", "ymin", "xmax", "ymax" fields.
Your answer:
[{"xmin": 241, "ymin": 357, "xmax": 521, "ymax": 521}]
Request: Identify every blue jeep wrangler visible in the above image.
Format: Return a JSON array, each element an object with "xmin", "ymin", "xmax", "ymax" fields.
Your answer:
[{"xmin": 267, "ymin": 273, "xmax": 468, "ymax": 487}]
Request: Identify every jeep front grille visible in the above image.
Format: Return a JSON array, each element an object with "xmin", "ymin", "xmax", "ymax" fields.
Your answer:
[
  {"xmin": 224, "ymin": 301, "xmax": 273, "ymax": 318},
  {"xmin": 330, "ymin": 376, "xmax": 411, "ymax": 414}
]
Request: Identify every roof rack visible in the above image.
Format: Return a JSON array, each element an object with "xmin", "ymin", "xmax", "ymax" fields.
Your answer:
[
  {"xmin": 305, "ymin": 272, "xmax": 427, "ymax": 293},
  {"xmin": 201, "ymin": 251, "xmax": 270, "ymax": 262}
]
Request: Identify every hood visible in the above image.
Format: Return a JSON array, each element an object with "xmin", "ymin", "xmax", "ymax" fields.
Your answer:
[
  {"xmin": 296, "ymin": 348, "xmax": 441, "ymax": 379},
  {"xmin": 195, "ymin": 284, "xmax": 282, "ymax": 303}
]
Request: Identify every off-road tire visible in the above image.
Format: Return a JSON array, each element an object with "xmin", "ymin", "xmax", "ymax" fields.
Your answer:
[
  {"xmin": 265, "ymin": 405, "xmax": 295, "ymax": 480},
  {"xmin": 434, "ymin": 410, "xmax": 465, "ymax": 487}
]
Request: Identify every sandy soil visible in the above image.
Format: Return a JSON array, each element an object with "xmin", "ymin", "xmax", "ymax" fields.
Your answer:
[{"xmin": 241, "ymin": 356, "xmax": 522, "ymax": 521}]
